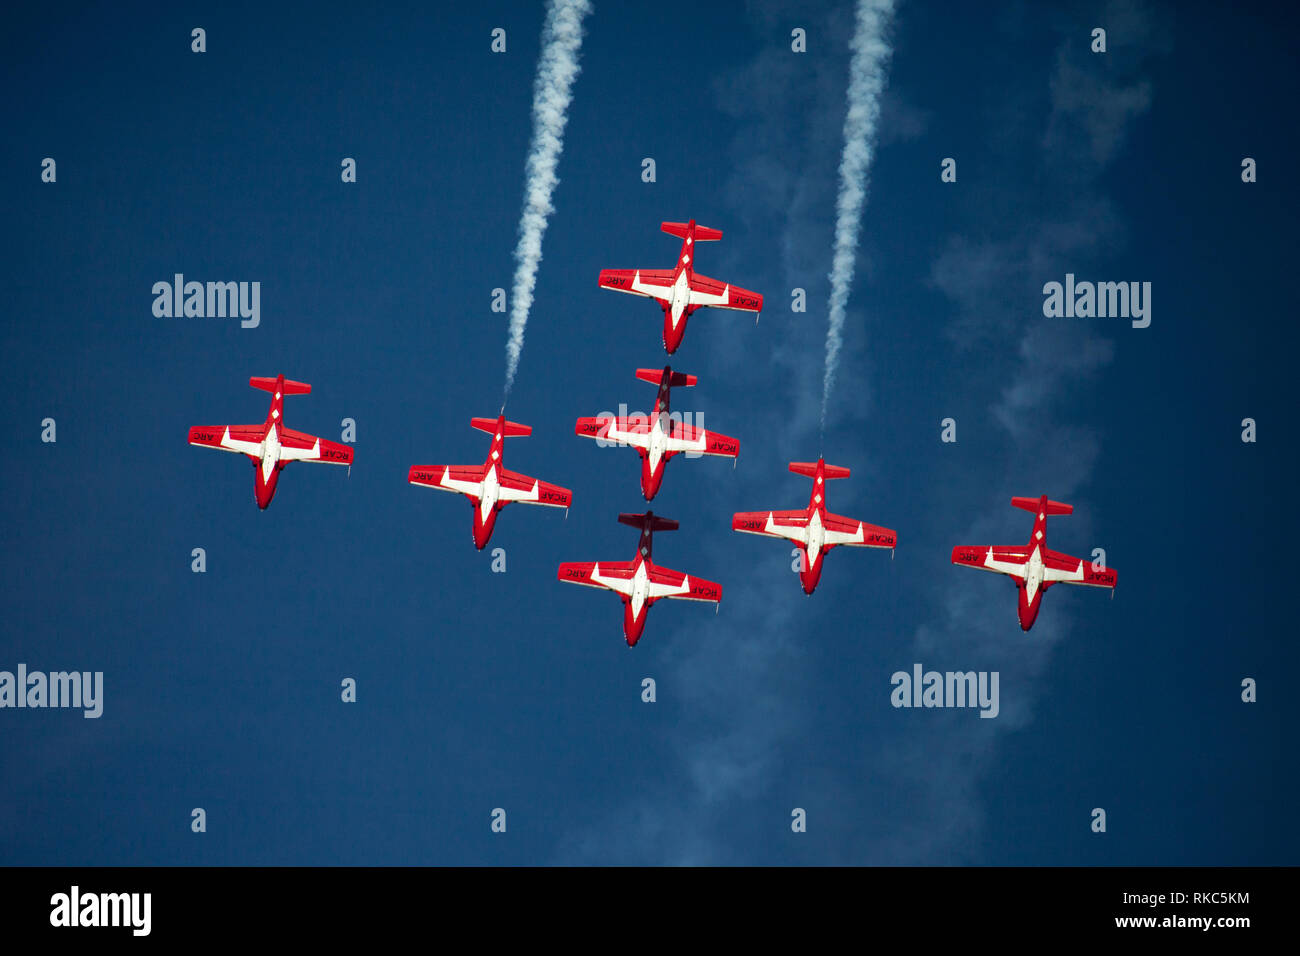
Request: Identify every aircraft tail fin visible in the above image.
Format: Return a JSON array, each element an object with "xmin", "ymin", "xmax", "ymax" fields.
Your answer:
[
  {"xmin": 1012, "ymin": 497, "xmax": 1073, "ymax": 516},
  {"xmin": 250, "ymin": 377, "xmax": 311, "ymax": 395},
  {"xmin": 635, "ymin": 367, "xmax": 696, "ymax": 388},
  {"xmin": 618, "ymin": 512, "xmax": 679, "ymax": 533},
  {"xmin": 790, "ymin": 461, "xmax": 851, "ymax": 480},
  {"xmin": 471, "ymin": 417, "xmax": 531, "ymax": 438},
  {"xmin": 661, "ymin": 221, "xmax": 723, "ymax": 241}
]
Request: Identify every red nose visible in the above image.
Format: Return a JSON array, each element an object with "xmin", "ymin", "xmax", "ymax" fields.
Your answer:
[
  {"xmin": 799, "ymin": 558, "xmax": 822, "ymax": 595},
  {"xmin": 623, "ymin": 602, "xmax": 645, "ymax": 645},
  {"xmin": 641, "ymin": 462, "xmax": 663, "ymax": 501},
  {"xmin": 662, "ymin": 318, "xmax": 686, "ymax": 354},
  {"xmin": 254, "ymin": 467, "xmax": 277, "ymax": 509}
]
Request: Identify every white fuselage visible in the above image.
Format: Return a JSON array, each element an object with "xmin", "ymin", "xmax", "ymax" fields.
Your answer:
[
  {"xmin": 806, "ymin": 509, "xmax": 826, "ymax": 567},
  {"xmin": 261, "ymin": 424, "xmax": 281, "ymax": 481},
  {"xmin": 1024, "ymin": 544, "xmax": 1045, "ymax": 602},
  {"xmin": 480, "ymin": 463, "xmax": 500, "ymax": 521},
  {"xmin": 668, "ymin": 269, "xmax": 691, "ymax": 325},
  {"xmin": 629, "ymin": 559, "xmax": 650, "ymax": 619},
  {"xmin": 648, "ymin": 412, "xmax": 670, "ymax": 474}
]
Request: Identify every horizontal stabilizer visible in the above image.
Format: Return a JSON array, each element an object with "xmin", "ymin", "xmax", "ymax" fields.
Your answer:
[
  {"xmin": 618, "ymin": 512, "xmax": 679, "ymax": 533},
  {"xmin": 471, "ymin": 417, "xmax": 531, "ymax": 438},
  {"xmin": 661, "ymin": 221, "xmax": 722, "ymax": 241},
  {"xmin": 250, "ymin": 377, "xmax": 310, "ymax": 395},
  {"xmin": 1012, "ymin": 496, "xmax": 1072, "ymax": 516},
  {"xmin": 790, "ymin": 461, "xmax": 851, "ymax": 480},
  {"xmin": 635, "ymin": 367, "xmax": 696, "ymax": 388}
]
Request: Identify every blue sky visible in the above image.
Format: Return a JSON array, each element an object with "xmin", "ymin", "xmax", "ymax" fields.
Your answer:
[{"xmin": 1, "ymin": 0, "xmax": 1294, "ymax": 865}]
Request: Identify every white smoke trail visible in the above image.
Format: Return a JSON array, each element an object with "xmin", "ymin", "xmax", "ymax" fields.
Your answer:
[
  {"xmin": 503, "ymin": 0, "xmax": 593, "ymax": 401},
  {"xmin": 821, "ymin": 0, "xmax": 896, "ymax": 429}
]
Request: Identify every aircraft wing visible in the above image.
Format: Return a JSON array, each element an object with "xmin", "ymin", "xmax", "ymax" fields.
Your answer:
[
  {"xmin": 278, "ymin": 427, "xmax": 354, "ymax": 465},
  {"xmin": 732, "ymin": 510, "xmax": 810, "ymax": 545},
  {"xmin": 558, "ymin": 561, "xmax": 636, "ymax": 596},
  {"xmin": 1042, "ymin": 548, "xmax": 1118, "ymax": 589},
  {"xmin": 646, "ymin": 565, "xmax": 722, "ymax": 604},
  {"xmin": 497, "ymin": 468, "xmax": 573, "ymax": 508},
  {"xmin": 408, "ymin": 464, "xmax": 484, "ymax": 498},
  {"xmin": 951, "ymin": 545, "xmax": 1031, "ymax": 580},
  {"xmin": 188, "ymin": 425, "xmax": 264, "ymax": 457},
  {"xmin": 823, "ymin": 512, "xmax": 897, "ymax": 549},
  {"xmin": 598, "ymin": 268, "xmax": 675, "ymax": 302},
  {"xmin": 576, "ymin": 416, "xmax": 652, "ymax": 451},
  {"xmin": 665, "ymin": 422, "xmax": 739, "ymax": 458},
  {"xmin": 687, "ymin": 272, "xmax": 763, "ymax": 313}
]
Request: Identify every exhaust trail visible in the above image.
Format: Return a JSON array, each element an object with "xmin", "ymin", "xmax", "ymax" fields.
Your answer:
[
  {"xmin": 821, "ymin": 0, "xmax": 896, "ymax": 430},
  {"xmin": 502, "ymin": 0, "xmax": 594, "ymax": 402}
]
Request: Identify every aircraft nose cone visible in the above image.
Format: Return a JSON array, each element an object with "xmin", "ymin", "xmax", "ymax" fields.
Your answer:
[
  {"xmin": 472, "ymin": 509, "xmax": 495, "ymax": 550},
  {"xmin": 662, "ymin": 321, "xmax": 684, "ymax": 354},
  {"xmin": 799, "ymin": 566, "xmax": 819, "ymax": 595}
]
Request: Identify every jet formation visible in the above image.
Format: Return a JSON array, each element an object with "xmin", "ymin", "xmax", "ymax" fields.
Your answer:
[{"xmin": 190, "ymin": 221, "xmax": 1117, "ymax": 645}]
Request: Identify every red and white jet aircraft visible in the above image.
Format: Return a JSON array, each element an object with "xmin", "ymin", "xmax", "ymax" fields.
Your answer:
[
  {"xmin": 408, "ymin": 414, "xmax": 572, "ymax": 550},
  {"xmin": 574, "ymin": 366, "xmax": 739, "ymax": 501},
  {"xmin": 598, "ymin": 220, "xmax": 763, "ymax": 354},
  {"xmin": 188, "ymin": 375, "xmax": 353, "ymax": 510},
  {"xmin": 732, "ymin": 459, "xmax": 897, "ymax": 595},
  {"xmin": 557, "ymin": 512, "xmax": 722, "ymax": 647},
  {"xmin": 951, "ymin": 496, "xmax": 1118, "ymax": 631}
]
